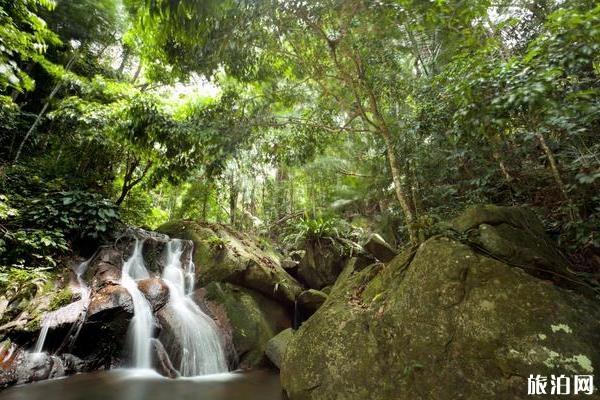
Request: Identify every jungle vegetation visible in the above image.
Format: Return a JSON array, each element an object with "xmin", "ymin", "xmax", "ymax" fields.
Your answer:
[{"xmin": 0, "ymin": 0, "xmax": 598, "ymax": 279}]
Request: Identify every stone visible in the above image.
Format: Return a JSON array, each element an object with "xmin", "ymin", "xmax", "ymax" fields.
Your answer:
[
  {"xmin": 363, "ymin": 233, "xmax": 398, "ymax": 262},
  {"xmin": 265, "ymin": 328, "xmax": 294, "ymax": 369},
  {"xmin": 202, "ymin": 282, "xmax": 292, "ymax": 369},
  {"xmin": 296, "ymin": 239, "xmax": 348, "ymax": 290},
  {"xmin": 151, "ymin": 338, "xmax": 179, "ymax": 379},
  {"xmin": 281, "ymin": 209, "xmax": 600, "ymax": 400},
  {"xmin": 138, "ymin": 278, "xmax": 169, "ymax": 312},
  {"xmin": 449, "ymin": 205, "xmax": 593, "ymax": 296},
  {"xmin": 159, "ymin": 221, "xmax": 304, "ymax": 305},
  {"xmin": 297, "ymin": 289, "xmax": 328, "ymax": 313},
  {"xmin": 87, "ymin": 284, "xmax": 133, "ymax": 319}
]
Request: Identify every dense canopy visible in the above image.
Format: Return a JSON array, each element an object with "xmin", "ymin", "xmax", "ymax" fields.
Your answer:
[{"xmin": 0, "ymin": 0, "xmax": 598, "ymax": 286}]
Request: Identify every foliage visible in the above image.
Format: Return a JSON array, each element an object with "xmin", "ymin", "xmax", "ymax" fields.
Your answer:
[
  {"xmin": 282, "ymin": 216, "xmax": 350, "ymax": 249},
  {"xmin": 48, "ymin": 287, "xmax": 72, "ymax": 311},
  {"xmin": 0, "ymin": 0, "xmax": 598, "ymax": 278},
  {"xmin": 0, "ymin": 0, "xmax": 60, "ymax": 92}
]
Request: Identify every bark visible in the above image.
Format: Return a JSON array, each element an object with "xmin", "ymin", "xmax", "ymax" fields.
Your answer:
[
  {"xmin": 13, "ymin": 53, "xmax": 78, "ymax": 163},
  {"xmin": 117, "ymin": 47, "xmax": 131, "ymax": 77},
  {"xmin": 228, "ymin": 172, "xmax": 239, "ymax": 226},
  {"xmin": 115, "ymin": 157, "xmax": 152, "ymax": 206},
  {"xmin": 132, "ymin": 61, "xmax": 143, "ymax": 84},
  {"xmin": 536, "ymin": 132, "xmax": 575, "ymax": 220},
  {"xmin": 380, "ymin": 128, "xmax": 419, "ymax": 244}
]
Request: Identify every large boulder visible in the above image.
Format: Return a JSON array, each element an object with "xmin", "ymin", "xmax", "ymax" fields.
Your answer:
[
  {"xmin": 363, "ymin": 233, "xmax": 398, "ymax": 263},
  {"xmin": 281, "ymin": 207, "xmax": 600, "ymax": 400},
  {"xmin": 0, "ymin": 349, "xmax": 89, "ymax": 388},
  {"xmin": 86, "ymin": 284, "xmax": 133, "ymax": 319},
  {"xmin": 265, "ymin": 328, "xmax": 294, "ymax": 369},
  {"xmin": 297, "ymin": 238, "xmax": 374, "ymax": 290},
  {"xmin": 201, "ymin": 282, "xmax": 292, "ymax": 369},
  {"xmin": 159, "ymin": 221, "xmax": 304, "ymax": 305},
  {"xmin": 297, "ymin": 289, "xmax": 328, "ymax": 313},
  {"xmin": 448, "ymin": 205, "xmax": 592, "ymax": 296},
  {"xmin": 138, "ymin": 278, "xmax": 169, "ymax": 312}
]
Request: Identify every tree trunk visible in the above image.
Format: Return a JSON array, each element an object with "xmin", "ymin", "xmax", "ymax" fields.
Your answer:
[
  {"xmin": 132, "ymin": 61, "xmax": 143, "ymax": 84},
  {"xmin": 117, "ymin": 47, "xmax": 131, "ymax": 77},
  {"xmin": 229, "ymin": 172, "xmax": 238, "ymax": 226},
  {"xmin": 13, "ymin": 52, "xmax": 78, "ymax": 163},
  {"xmin": 380, "ymin": 127, "xmax": 418, "ymax": 244},
  {"xmin": 535, "ymin": 132, "xmax": 575, "ymax": 220},
  {"xmin": 536, "ymin": 133, "xmax": 568, "ymax": 198}
]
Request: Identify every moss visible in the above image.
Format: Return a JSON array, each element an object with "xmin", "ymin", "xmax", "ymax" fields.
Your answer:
[
  {"xmin": 24, "ymin": 315, "xmax": 41, "ymax": 332},
  {"xmin": 49, "ymin": 287, "xmax": 73, "ymax": 311},
  {"xmin": 205, "ymin": 282, "xmax": 291, "ymax": 368},
  {"xmin": 206, "ymin": 235, "xmax": 228, "ymax": 250}
]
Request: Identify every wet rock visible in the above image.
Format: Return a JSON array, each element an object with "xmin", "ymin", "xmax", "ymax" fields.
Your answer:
[
  {"xmin": 87, "ymin": 284, "xmax": 133, "ymax": 319},
  {"xmin": 265, "ymin": 328, "xmax": 293, "ymax": 369},
  {"xmin": 151, "ymin": 338, "xmax": 179, "ymax": 379},
  {"xmin": 297, "ymin": 289, "xmax": 327, "ymax": 313},
  {"xmin": 14, "ymin": 352, "xmax": 66, "ymax": 385},
  {"xmin": 138, "ymin": 278, "xmax": 169, "ymax": 312},
  {"xmin": 60, "ymin": 353, "xmax": 89, "ymax": 374},
  {"xmin": 159, "ymin": 221, "xmax": 304, "ymax": 305},
  {"xmin": 281, "ymin": 207, "xmax": 600, "ymax": 400},
  {"xmin": 202, "ymin": 282, "xmax": 292, "ymax": 369},
  {"xmin": 363, "ymin": 233, "xmax": 398, "ymax": 262},
  {"xmin": 192, "ymin": 289, "xmax": 236, "ymax": 365},
  {"xmin": 89, "ymin": 263, "xmax": 121, "ymax": 291},
  {"xmin": 85, "ymin": 247, "xmax": 123, "ymax": 289}
]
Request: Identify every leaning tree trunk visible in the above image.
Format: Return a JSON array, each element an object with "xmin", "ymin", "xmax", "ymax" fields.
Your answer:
[
  {"xmin": 535, "ymin": 132, "xmax": 576, "ymax": 221},
  {"xmin": 13, "ymin": 52, "xmax": 78, "ymax": 163},
  {"xmin": 380, "ymin": 126, "xmax": 419, "ymax": 244}
]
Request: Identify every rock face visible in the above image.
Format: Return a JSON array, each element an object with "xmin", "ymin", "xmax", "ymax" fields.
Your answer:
[
  {"xmin": 297, "ymin": 289, "xmax": 327, "ymax": 313},
  {"xmin": 297, "ymin": 238, "xmax": 373, "ymax": 290},
  {"xmin": 296, "ymin": 239, "xmax": 347, "ymax": 290},
  {"xmin": 281, "ymin": 206, "xmax": 600, "ymax": 400},
  {"xmin": 265, "ymin": 328, "xmax": 294, "ymax": 369},
  {"xmin": 159, "ymin": 221, "xmax": 304, "ymax": 305},
  {"xmin": 363, "ymin": 233, "xmax": 398, "ymax": 262},
  {"xmin": 448, "ymin": 205, "xmax": 591, "ymax": 295},
  {"xmin": 138, "ymin": 278, "xmax": 169, "ymax": 312},
  {"xmin": 201, "ymin": 282, "xmax": 292, "ymax": 369},
  {"xmin": 0, "ymin": 349, "xmax": 89, "ymax": 388}
]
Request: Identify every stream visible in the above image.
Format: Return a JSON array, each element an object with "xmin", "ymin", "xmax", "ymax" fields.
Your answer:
[{"xmin": 0, "ymin": 370, "xmax": 283, "ymax": 400}]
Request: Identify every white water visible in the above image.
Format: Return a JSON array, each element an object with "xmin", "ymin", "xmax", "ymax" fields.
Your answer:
[
  {"xmin": 33, "ymin": 258, "xmax": 92, "ymax": 354},
  {"xmin": 32, "ymin": 236, "xmax": 227, "ymax": 377},
  {"xmin": 161, "ymin": 240, "xmax": 227, "ymax": 376},
  {"xmin": 120, "ymin": 239, "xmax": 155, "ymax": 369}
]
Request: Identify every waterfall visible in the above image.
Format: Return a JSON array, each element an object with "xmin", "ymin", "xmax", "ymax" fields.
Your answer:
[
  {"xmin": 161, "ymin": 240, "xmax": 228, "ymax": 376},
  {"xmin": 33, "ymin": 258, "xmax": 92, "ymax": 354},
  {"xmin": 33, "ymin": 323, "xmax": 50, "ymax": 354},
  {"xmin": 120, "ymin": 239, "xmax": 155, "ymax": 369},
  {"xmin": 32, "ymin": 234, "xmax": 228, "ymax": 377}
]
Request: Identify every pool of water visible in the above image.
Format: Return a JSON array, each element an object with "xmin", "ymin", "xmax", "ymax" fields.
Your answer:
[{"xmin": 0, "ymin": 370, "xmax": 283, "ymax": 400}]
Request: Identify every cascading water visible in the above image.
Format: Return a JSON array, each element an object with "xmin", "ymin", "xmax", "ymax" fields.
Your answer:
[
  {"xmin": 120, "ymin": 239, "xmax": 155, "ymax": 369},
  {"xmin": 32, "ymin": 233, "xmax": 228, "ymax": 377},
  {"xmin": 161, "ymin": 240, "xmax": 228, "ymax": 376},
  {"xmin": 33, "ymin": 258, "xmax": 92, "ymax": 354}
]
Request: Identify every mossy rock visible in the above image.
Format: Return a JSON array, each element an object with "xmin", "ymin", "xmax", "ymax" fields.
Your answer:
[
  {"xmin": 265, "ymin": 328, "xmax": 294, "ymax": 369},
  {"xmin": 49, "ymin": 288, "xmax": 73, "ymax": 311},
  {"xmin": 281, "ymin": 210, "xmax": 600, "ymax": 399},
  {"xmin": 203, "ymin": 282, "xmax": 291, "ymax": 368},
  {"xmin": 449, "ymin": 204, "xmax": 595, "ymax": 296},
  {"xmin": 159, "ymin": 221, "xmax": 304, "ymax": 305}
]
